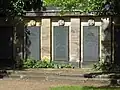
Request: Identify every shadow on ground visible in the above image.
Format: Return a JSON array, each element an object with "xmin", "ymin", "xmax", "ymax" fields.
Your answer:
[
  {"xmin": 0, "ymin": 70, "xmax": 11, "ymax": 78},
  {"xmin": 84, "ymin": 72, "xmax": 120, "ymax": 86}
]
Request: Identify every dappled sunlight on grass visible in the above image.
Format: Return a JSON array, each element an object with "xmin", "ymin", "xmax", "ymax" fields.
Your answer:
[{"xmin": 50, "ymin": 86, "xmax": 120, "ymax": 90}]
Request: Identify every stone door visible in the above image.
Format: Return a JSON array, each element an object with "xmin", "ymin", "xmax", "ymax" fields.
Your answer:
[
  {"xmin": 83, "ymin": 26, "xmax": 100, "ymax": 61},
  {"xmin": 53, "ymin": 26, "xmax": 69, "ymax": 61},
  {"xmin": 27, "ymin": 26, "xmax": 40, "ymax": 60},
  {"xmin": 81, "ymin": 23, "xmax": 101, "ymax": 68}
]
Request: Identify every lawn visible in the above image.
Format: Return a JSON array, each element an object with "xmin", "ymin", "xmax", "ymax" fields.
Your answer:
[{"xmin": 50, "ymin": 86, "xmax": 120, "ymax": 90}]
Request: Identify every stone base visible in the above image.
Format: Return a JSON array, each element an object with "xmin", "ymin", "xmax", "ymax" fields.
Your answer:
[
  {"xmin": 81, "ymin": 61, "xmax": 98, "ymax": 68},
  {"xmin": 53, "ymin": 60, "xmax": 80, "ymax": 68},
  {"xmin": 69, "ymin": 61, "xmax": 80, "ymax": 68}
]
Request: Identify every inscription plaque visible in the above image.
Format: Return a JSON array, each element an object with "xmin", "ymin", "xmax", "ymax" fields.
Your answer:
[
  {"xmin": 27, "ymin": 26, "xmax": 40, "ymax": 60},
  {"xmin": 83, "ymin": 26, "xmax": 100, "ymax": 61},
  {"xmin": 53, "ymin": 26, "xmax": 69, "ymax": 61}
]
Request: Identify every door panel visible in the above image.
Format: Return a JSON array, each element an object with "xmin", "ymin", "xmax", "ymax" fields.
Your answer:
[
  {"xmin": 53, "ymin": 26, "xmax": 69, "ymax": 61},
  {"xmin": 83, "ymin": 26, "xmax": 100, "ymax": 61},
  {"xmin": 27, "ymin": 26, "xmax": 40, "ymax": 60}
]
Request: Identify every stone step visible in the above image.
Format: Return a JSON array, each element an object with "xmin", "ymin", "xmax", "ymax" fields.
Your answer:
[
  {"xmin": 9, "ymin": 70, "xmax": 118, "ymax": 79},
  {"xmin": 8, "ymin": 69, "xmax": 90, "ymax": 78},
  {"xmin": 6, "ymin": 69, "xmax": 120, "ymax": 82},
  {"xmin": 11, "ymin": 68, "xmax": 93, "ymax": 74},
  {"xmin": 8, "ymin": 72, "xmax": 113, "ymax": 82},
  {"xmin": 7, "ymin": 74, "xmax": 110, "ymax": 83}
]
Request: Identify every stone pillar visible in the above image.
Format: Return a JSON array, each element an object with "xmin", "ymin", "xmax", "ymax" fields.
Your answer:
[
  {"xmin": 69, "ymin": 18, "xmax": 80, "ymax": 67},
  {"xmin": 41, "ymin": 18, "xmax": 51, "ymax": 59}
]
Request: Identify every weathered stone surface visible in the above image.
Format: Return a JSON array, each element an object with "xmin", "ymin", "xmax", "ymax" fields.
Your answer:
[
  {"xmin": 101, "ymin": 18, "xmax": 111, "ymax": 61},
  {"xmin": 41, "ymin": 18, "xmax": 51, "ymax": 59},
  {"xmin": 70, "ymin": 18, "xmax": 80, "ymax": 65}
]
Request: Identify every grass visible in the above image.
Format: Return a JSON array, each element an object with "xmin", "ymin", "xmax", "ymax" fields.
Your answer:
[{"xmin": 50, "ymin": 86, "xmax": 120, "ymax": 90}]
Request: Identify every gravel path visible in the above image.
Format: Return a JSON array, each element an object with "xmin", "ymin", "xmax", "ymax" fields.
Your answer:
[{"xmin": 0, "ymin": 79, "xmax": 108, "ymax": 90}]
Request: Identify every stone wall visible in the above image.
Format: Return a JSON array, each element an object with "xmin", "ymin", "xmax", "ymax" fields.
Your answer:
[
  {"xmin": 69, "ymin": 18, "xmax": 80, "ymax": 67},
  {"xmin": 0, "ymin": 16, "xmax": 113, "ymax": 68},
  {"xmin": 25, "ymin": 17, "xmax": 112, "ymax": 68},
  {"xmin": 41, "ymin": 18, "xmax": 51, "ymax": 59}
]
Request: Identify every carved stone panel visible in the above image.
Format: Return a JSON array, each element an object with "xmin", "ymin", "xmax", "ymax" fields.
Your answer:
[
  {"xmin": 53, "ymin": 26, "xmax": 69, "ymax": 61},
  {"xmin": 83, "ymin": 26, "xmax": 100, "ymax": 61},
  {"xmin": 27, "ymin": 26, "xmax": 40, "ymax": 60}
]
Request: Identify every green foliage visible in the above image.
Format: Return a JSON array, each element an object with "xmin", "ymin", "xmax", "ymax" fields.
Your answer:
[
  {"xmin": 23, "ymin": 58, "xmax": 74, "ymax": 69},
  {"xmin": 60, "ymin": 64, "xmax": 73, "ymax": 68},
  {"xmin": 23, "ymin": 58, "xmax": 36, "ymax": 68},
  {"xmin": 93, "ymin": 61, "xmax": 113, "ymax": 72},
  {"xmin": 33, "ymin": 60, "xmax": 54, "ymax": 68},
  {"xmin": 23, "ymin": 58, "xmax": 54, "ymax": 68},
  {"xmin": 44, "ymin": 0, "xmax": 106, "ymax": 13},
  {"xmin": 50, "ymin": 86, "xmax": 120, "ymax": 90},
  {"xmin": 0, "ymin": 0, "xmax": 43, "ymax": 17},
  {"xmin": 44, "ymin": 0, "xmax": 120, "ymax": 15},
  {"xmin": 93, "ymin": 60, "xmax": 120, "ymax": 72}
]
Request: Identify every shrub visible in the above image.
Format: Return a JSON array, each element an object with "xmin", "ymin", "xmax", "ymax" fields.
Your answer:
[
  {"xmin": 23, "ymin": 58, "xmax": 74, "ymax": 69},
  {"xmin": 60, "ymin": 63, "xmax": 73, "ymax": 68},
  {"xmin": 65, "ymin": 64, "xmax": 73, "ymax": 68},
  {"xmin": 42, "ymin": 56, "xmax": 50, "ymax": 63},
  {"xmin": 23, "ymin": 58, "xmax": 36, "ymax": 68},
  {"xmin": 34, "ymin": 60, "xmax": 54, "ymax": 68},
  {"xmin": 93, "ymin": 60, "xmax": 120, "ymax": 72},
  {"xmin": 23, "ymin": 59, "xmax": 54, "ymax": 68}
]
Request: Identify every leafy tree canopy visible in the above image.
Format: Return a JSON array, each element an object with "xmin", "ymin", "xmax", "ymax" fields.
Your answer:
[
  {"xmin": 44, "ymin": 0, "xmax": 120, "ymax": 15},
  {"xmin": 0, "ymin": 0, "xmax": 43, "ymax": 17},
  {"xmin": 1, "ymin": 0, "xmax": 120, "ymax": 16}
]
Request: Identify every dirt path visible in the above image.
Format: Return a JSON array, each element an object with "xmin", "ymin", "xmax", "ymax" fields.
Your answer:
[{"xmin": 0, "ymin": 79, "xmax": 108, "ymax": 90}]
